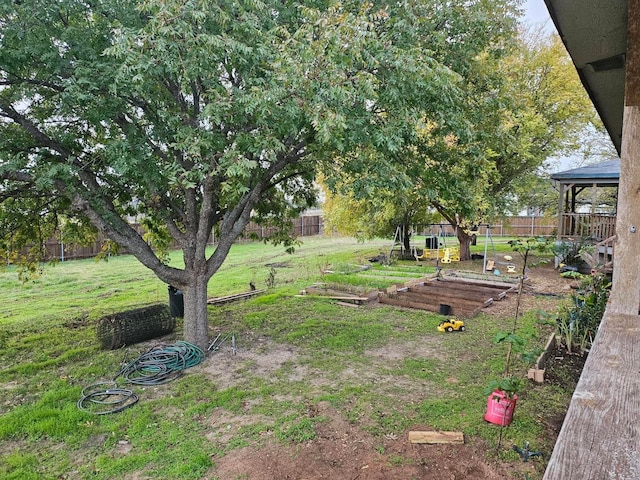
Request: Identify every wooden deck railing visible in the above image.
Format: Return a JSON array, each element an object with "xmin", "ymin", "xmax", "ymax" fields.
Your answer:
[
  {"xmin": 560, "ymin": 213, "xmax": 616, "ymax": 240},
  {"xmin": 542, "ymin": 311, "xmax": 640, "ymax": 479}
]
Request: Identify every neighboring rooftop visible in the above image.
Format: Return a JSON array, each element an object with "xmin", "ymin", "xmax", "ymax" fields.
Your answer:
[{"xmin": 550, "ymin": 159, "xmax": 620, "ymax": 185}]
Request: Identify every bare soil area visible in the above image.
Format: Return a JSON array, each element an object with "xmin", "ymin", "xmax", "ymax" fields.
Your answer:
[
  {"xmin": 200, "ymin": 260, "xmax": 582, "ymax": 480},
  {"xmin": 212, "ymin": 406, "xmax": 531, "ymax": 480}
]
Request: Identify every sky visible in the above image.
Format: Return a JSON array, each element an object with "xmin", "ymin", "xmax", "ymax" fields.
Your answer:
[
  {"xmin": 521, "ymin": 0, "xmax": 610, "ymax": 172},
  {"xmin": 523, "ymin": 0, "xmax": 553, "ymax": 30}
]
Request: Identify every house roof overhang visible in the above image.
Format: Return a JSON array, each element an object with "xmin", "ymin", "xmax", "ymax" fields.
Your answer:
[{"xmin": 544, "ymin": 0, "xmax": 627, "ymax": 154}]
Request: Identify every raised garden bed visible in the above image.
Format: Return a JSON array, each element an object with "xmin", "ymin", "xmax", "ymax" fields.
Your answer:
[{"xmin": 379, "ymin": 275, "xmax": 515, "ymax": 317}]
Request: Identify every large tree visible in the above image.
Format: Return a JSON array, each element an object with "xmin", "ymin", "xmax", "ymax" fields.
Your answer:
[
  {"xmin": 324, "ymin": 27, "xmax": 600, "ymax": 259},
  {"xmin": 0, "ymin": 0, "xmax": 466, "ymax": 349}
]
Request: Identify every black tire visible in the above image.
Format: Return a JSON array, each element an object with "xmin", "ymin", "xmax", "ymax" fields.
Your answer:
[
  {"xmin": 460, "ymin": 326, "xmax": 466, "ymax": 331},
  {"xmin": 446, "ymin": 326, "xmax": 453, "ymax": 332}
]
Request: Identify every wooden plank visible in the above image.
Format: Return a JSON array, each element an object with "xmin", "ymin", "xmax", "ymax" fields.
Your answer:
[
  {"xmin": 542, "ymin": 313, "xmax": 640, "ymax": 479},
  {"xmin": 442, "ymin": 274, "xmax": 519, "ymax": 289},
  {"xmin": 435, "ymin": 277, "xmax": 513, "ymax": 292},
  {"xmin": 404, "ymin": 287, "xmax": 493, "ymax": 305},
  {"xmin": 408, "ymin": 285, "xmax": 493, "ymax": 301},
  {"xmin": 383, "ymin": 288, "xmax": 489, "ymax": 309},
  {"xmin": 412, "ymin": 282, "xmax": 503, "ymax": 298},
  {"xmin": 430, "ymin": 277, "xmax": 507, "ymax": 291},
  {"xmin": 378, "ymin": 295, "xmax": 480, "ymax": 317},
  {"xmin": 297, "ymin": 294, "xmax": 371, "ymax": 302},
  {"xmin": 535, "ymin": 332, "xmax": 557, "ymax": 369},
  {"xmin": 425, "ymin": 279, "xmax": 498, "ymax": 292},
  {"xmin": 336, "ymin": 301, "xmax": 360, "ymax": 308},
  {"xmin": 408, "ymin": 431, "xmax": 464, "ymax": 444},
  {"xmin": 207, "ymin": 289, "xmax": 265, "ymax": 305}
]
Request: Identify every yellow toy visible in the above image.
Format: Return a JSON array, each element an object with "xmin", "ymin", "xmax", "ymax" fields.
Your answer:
[{"xmin": 437, "ymin": 318, "xmax": 466, "ymax": 332}]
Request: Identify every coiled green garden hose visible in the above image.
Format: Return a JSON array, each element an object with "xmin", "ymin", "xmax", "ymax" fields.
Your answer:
[{"xmin": 78, "ymin": 341, "xmax": 205, "ymax": 414}]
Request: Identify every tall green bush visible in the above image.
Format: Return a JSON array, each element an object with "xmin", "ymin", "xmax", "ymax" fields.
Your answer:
[{"xmin": 557, "ymin": 274, "xmax": 611, "ymax": 354}]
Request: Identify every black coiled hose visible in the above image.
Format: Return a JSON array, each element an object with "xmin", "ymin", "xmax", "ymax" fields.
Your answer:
[{"xmin": 77, "ymin": 381, "xmax": 139, "ymax": 415}]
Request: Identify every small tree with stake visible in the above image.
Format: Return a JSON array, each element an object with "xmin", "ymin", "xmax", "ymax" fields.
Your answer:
[{"xmin": 485, "ymin": 237, "xmax": 549, "ymax": 450}]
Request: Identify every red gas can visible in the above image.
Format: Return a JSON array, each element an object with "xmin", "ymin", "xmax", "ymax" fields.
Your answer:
[{"xmin": 484, "ymin": 389, "xmax": 517, "ymax": 426}]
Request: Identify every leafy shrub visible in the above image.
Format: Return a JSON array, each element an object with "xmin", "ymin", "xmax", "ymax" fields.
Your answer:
[
  {"xmin": 553, "ymin": 237, "xmax": 592, "ymax": 267},
  {"xmin": 556, "ymin": 274, "xmax": 611, "ymax": 354}
]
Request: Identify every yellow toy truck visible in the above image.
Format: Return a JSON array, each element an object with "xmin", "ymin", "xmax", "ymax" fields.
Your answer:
[{"xmin": 437, "ymin": 318, "xmax": 466, "ymax": 332}]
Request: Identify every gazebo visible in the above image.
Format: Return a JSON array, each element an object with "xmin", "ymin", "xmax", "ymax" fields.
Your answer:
[{"xmin": 550, "ymin": 159, "xmax": 619, "ymax": 241}]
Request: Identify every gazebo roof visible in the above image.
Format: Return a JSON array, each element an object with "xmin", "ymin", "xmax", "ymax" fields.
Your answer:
[{"xmin": 550, "ymin": 159, "xmax": 620, "ymax": 185}]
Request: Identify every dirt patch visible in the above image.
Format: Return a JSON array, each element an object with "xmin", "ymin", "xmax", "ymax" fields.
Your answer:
[
  {"xmin": 212, "ymin": 402, "xmax": 535, "ymax": 480},
  {"xmin": 543, "ymin": 342, "xmax": 587, "ymax": 391},
  {"xmin": 535, "ymin": 341, "xmax": 588, "ymax": 441},
  {"xmin": 473, "ymin": 261, "xmax": 576, "ymax": 320},
  {"xmin": 199, "ymin": 335, "xmax": 301, "ymax": 390}
]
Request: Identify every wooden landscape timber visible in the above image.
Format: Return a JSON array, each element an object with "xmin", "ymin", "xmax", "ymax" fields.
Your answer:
[
  {"xmin": 298, "ymin": 284, "xmax": 379, "ymax": 305},
  {"xmin": 408, "ymin": 431, "xmax": 465, "ymax": 445},
  {"xmin": 527, "ymin": 332, "xmax": 557, "ymax": 383},
  {"xmin": 379, "ymin": 275, "xmax": 512, "ymax": 317},
  {"xmin": 394, "ymin": 287, "xmax": 493, "ymax": 308},
  {"xmin": 444, "ymin": 270, "xmax": 521, "ymax": 287},
  {"xmin": 436, "ymin": 276, "xmax": 513, "ymax": 297},
  {"xmin": 207, "ymin": 289, "xmax": 266, "ymax": 305},
  {"xmin": 379, "ymin": 293, "xmax": 482, "ymax": 317}
]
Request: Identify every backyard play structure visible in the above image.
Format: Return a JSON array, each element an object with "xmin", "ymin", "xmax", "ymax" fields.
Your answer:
[
  {"xmin": 391, "ymin": 223, "xmax": 516, "ymax": 275},
  {"xmin": 389, "ymin": 224, "xmax": 461, "ymax": 263}
]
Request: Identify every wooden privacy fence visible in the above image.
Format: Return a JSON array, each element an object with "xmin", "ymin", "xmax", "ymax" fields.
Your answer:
[
  {"xmin": 28, "ymin": 215, "xmax": 325, "ymax": 262},
  {"xmin": 19, "ymin": 215, "xmax": 560, "ymax": 262},
  {"xmin": 238, "ymin": 215, "xmax": 324, "ymax": 242}
]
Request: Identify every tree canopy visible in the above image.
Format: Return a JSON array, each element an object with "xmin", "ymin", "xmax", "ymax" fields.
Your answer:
[
  {"xmin": 323, "ymin": 27, "xmax": 602, "ymax": 259},
  {"xmin": 0, "ymin": 0, "xmax": 499, "ymax": 348}
]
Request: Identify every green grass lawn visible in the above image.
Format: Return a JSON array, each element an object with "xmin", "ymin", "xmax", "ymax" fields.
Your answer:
[{"xmin": 0, "ymin": 235, "xmax": 567, "ymax": 480}]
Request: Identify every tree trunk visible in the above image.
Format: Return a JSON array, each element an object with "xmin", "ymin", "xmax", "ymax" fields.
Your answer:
[
  {"xmin": 182, "ymin": 274, "xmax": 211, "ymax": 352},
  {"xmin": 402, "ymin": 224, "xmax": 411, "ymax": 252},
  {"xmin": 457, "ymin": 229, "xmax": 473, "ymax": 261}
]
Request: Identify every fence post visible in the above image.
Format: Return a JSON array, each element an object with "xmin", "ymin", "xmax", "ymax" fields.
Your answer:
[{"xmin": 531, "ymin": 215, "xmax": 535, "ymax": 236}]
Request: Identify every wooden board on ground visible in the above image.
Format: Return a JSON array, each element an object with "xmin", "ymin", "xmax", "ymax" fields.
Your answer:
[
  {"xmin": 408, "ymin": 431, "xmax": 464, "ymax": 444},
  {"xmin": 207, "ymin": 289, "xmax": 265, "ymax": 305},
  {"xmin": 445, "ymin": 270, "xmax": 521, "ymax": 285},
  {"xmin": 299, "ymin": 285, "xmax": 378, "ymax": 304},
  {"xmin": 432, "ymin": 277, "xmax": 512, "ymax": 294},
  {"xmin": 400, "ymin": 288, "xmax": 494, "ymax": 308}
]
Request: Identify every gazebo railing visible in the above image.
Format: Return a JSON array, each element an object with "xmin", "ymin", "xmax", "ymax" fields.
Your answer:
[{"xmin": 560, "ymin": 213, "xmax": 616, "ymax": 240}]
